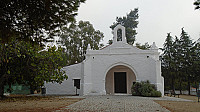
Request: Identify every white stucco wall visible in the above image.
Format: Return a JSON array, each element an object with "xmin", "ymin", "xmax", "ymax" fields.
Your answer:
[
  {"xmin": 45, "ymin": 63, "xmax": 83, "ymax": 95},
  {"xmin": 45, "ymin": 24, "xmax": 164, "ymax": 96},
  {"xmin": 82, "ymin": 25, "xmax": 164, "ymax": 96},
  {"xmin": 83, "ymin": 42, "xmax": 164, "ymax": 96}
]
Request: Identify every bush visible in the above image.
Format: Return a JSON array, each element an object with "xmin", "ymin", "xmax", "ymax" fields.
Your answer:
[
  {"xmin": 150, "ymin": 90, "xmax": 162, "ymax": 97},
  {"xmin": 131, "ymin": 80, "xmax": 161, "ymax": 97},
  {"xmin": 131, "ymin": 82, "xmax": 142, "ymax": 96}
]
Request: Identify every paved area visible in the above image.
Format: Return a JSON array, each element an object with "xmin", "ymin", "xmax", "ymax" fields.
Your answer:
[{"xmin": 57, "ymin": 95, "xmax": 188, "ymax": 112}]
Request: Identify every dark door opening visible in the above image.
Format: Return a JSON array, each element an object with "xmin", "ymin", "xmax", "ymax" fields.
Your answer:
[{"xmin": 114, "ymin": 72, "xmax": 127, "ymax": 93}]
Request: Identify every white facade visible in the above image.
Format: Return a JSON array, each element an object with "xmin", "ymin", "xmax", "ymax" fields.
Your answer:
[{"xmin": 45, "ymin": 24, "xmax": 164, "ymax": 96}]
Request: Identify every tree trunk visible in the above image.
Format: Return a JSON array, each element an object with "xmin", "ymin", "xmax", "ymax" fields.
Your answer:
[
  {"xmin": 195, "ymin": 81, "xmax": 198, "ymax": 93},
  {"xmin": 0, "ymin": 75, "xmax": 6, "ymax": 99},
  {"xmin": 171, "ymin": 72, "xmax": 175, "ymax": 91},
  {"xmin": 30, "ymin": 85, "xmax": 35, "ymax": 94},
  {"xmin": 187, "ymin": 70, "xmax": 190, "ymax": 95},
  {"xmin": 188, "ymin": 80, "xmax": 190, "ymax": 95},
  {"xmin": 172, "ymin": 78, "xmax": 174, "ymax": 90},
  {"xmin": 0, "ymin": 80, "xmax": 5, "ymax": 99},
  {"xmin": 179, "ymin": 78, "xmax": 182, "ymax": 94},
  {"xmin": 0, "ymin": 85, "xmax": 4, "ymax": 99}
]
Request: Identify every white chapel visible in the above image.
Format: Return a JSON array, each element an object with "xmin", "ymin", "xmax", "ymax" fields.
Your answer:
[{"xmin": 45, "ymin": 24, "xmax": 164, "ymax": 96}]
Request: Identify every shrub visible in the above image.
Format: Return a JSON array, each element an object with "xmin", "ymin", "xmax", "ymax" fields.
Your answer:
[
  {"xmin": 131, "ymin": 80, "xmax": 161, "ymax": 97},
  {"xmin": 150, "ymin": 90, "xmax": 162, "ymax": 97},
  {"xmin": 131, "ymin": 82, "xmax": 142, "ymax": 96}
]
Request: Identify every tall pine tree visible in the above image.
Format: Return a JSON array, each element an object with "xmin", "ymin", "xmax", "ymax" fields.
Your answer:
[
  {"xmin": 173, "ymin": 36, "xmax": 184, "ymax": 94},
  {"xmin": 110, "ymin": 8, "xmax": 139, "ymax": 45},
  {"xmin": 161, "ymin": 33, "xmax": 175, "ymax": 90},
  {"xmin": 178, "ymin": 28, "xmax": 193, "ymax": 95}
]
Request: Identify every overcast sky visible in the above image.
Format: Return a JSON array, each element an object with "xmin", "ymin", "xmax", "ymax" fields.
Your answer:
[{"xmin": 76, "ymin": 0, "xmax": 200, "ymax": 48}]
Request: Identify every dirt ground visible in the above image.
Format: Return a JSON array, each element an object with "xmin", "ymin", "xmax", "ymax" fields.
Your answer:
[
  {"xmin": 0, "ymin": 95, "xmax": 83, "ymax": 112},
  {"xmin": 155, "ymin": 95, "xmax": 200, "ymax": 112},
  {"xmin": 1, "ymin": 95, "xmax": 199, "ymax": 112}
]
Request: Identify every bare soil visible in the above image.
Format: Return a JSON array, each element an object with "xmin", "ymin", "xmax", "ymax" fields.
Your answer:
[
  {"xmin": 155, "ymin": 95, "xmax": 200, "ymax": 112},
  {"xmin": 1, "ymin": 95, "xmax": 199, "ymax": 112},
  {"xmin": 0, "ymin": 95, "xmax": 83, "ymax": 112}
]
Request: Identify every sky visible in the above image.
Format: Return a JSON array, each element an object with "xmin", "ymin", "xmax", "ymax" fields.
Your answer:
[{"xmin": 76, "ymin": 0, "xmax": 200, "ymax": 48}]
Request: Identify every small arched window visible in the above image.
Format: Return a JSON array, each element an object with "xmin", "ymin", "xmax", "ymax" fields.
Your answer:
[{"xmin": 117, "ymin": 29, "xmax": 122, "ymax": 41}]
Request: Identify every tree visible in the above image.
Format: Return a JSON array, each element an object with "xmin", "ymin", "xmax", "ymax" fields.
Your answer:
[
  {"xmin": 0, "ymin": 0, "xmax": 86, "ymax": 44},
  {"xmin": 27, "ymin": 46, "xmax": 67, "ymax": 93},
  {"xmin": 0, "ymin": 0, "xmax": 85, "ymax": 98},
  {"xmin": 190, "ymin": 40, "xmax": 200, "ymax": 92},
  {"xmin": 0, "ymin": 39, "xmax": 67, "ymax": 98},
  {"xmin": 194, "ymin": 0, "xmax": 200, "ymax": 10},
  {"xmin": 107, "ymin": 40, "xmax": 113, "ymax": 45},
  {"xmin": 179, "ymin": 28, "xmax": 193, "ymax": 95},
  {"xmin": 161, "ymin": 33, "xmax": 175, "ymax": 90},
  {"xmin": 135, "ymin": 42, "xmax": 151, "ymax": 50},
  {"xmin": 161, "ymin": 28, "xmax": 200, "ymax": 94},
  {"xmin": 172, "ymin": 36, "xmax": 184, "ymax": 94},
  {"xmin": 59, "ymin": 21, "xmax": 104, "ymax": 65},
  {"xmin": 110, "ymin": 8, "xmax": 139, "ymax": 45}
]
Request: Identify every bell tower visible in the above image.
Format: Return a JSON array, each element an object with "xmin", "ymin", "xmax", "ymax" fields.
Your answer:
[{"xmin": 113, "ymin": 24, "xmax": 127, "ymax": 43}]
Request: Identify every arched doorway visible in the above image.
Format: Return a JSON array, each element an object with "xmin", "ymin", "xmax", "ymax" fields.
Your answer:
[{"xmin": 105, "ymin": 65, "xmax": 136, "ymax": 94}]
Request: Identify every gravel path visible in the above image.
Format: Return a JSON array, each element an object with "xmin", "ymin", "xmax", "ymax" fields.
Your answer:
[{"xmin": 57, "ymin": 95, "xmax": 187, "ymax": 112}]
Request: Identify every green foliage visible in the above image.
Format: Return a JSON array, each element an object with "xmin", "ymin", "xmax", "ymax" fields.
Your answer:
[
  {"xmin": 150, "ymin": 91, "xmax": 162, "ymax": 97},
  {"xmin": 161, "ymin": 33, "xmax": 176, "ymax": 90},
  {"xmin": 131, "ymin": 82, "xmax": 142, "ymax": 96},
  {"xmin": 0, "ymin": 0, "xmax": 85, "ymax": 44},
  {"xmin": 59, "ymin": 21, "xmax": 104, "ymax": 65},
  {"xmin": 110, "ymin": 8, "xmax": 139, "ymax": 45},
  {"xmin": 194, "ymin": 0, "xmax": 200, "ymax": 10},
  {"xmin": 161, "ymin": 28, "xmax": 200, "ymax": 95},
  {"xmin": 0, "ymin": 39, "xmax": 67, "ymax": 96},
  {"xmin": 0, "ymin": 0, "xmax": 85, "ymax": 98},
  {"xmin": 107, "ymin": 40, "xmax": 113, "ymax": 45},
  {"xmin": 135, "ymin": 42, "xmax": 150, "ymax": 50},
  {"xmin": 131, "ymin": 80, "xmax": 161, "ymax": 97}
]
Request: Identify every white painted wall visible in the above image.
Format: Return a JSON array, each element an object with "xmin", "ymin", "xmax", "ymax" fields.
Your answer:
[
  {"xmin": 45, "ymin": 24, "xmax": 164, "ymax": 96},
  {"xmin": 83, "ymin": 25, "xmax": 164, "ymax": 96},
  {"xmin": 45, "ymin": 63, "xmax": 82, "ymax": 95},
  {"xmin": 83, "ymin": 44, "xmax": 164, "ymax": 95}
]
